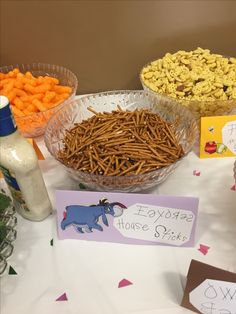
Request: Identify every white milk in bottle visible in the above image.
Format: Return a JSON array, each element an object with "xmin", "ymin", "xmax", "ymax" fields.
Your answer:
[{"xmin": 0, "ymin": 96, "xmax": 52, "ymax": 221}]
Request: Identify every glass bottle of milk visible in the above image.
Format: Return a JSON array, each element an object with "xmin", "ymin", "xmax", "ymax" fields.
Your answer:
[{"xmin": 0, "ymin": 96, "xmax": 52, "ymax": 221}]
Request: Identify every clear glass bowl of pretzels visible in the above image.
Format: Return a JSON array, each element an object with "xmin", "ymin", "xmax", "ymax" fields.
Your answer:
[{"xmin": 44, "ymin": 90, "xmax": 198, "ymax": 192}]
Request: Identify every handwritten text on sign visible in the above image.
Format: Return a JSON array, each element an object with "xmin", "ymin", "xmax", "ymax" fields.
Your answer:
[
  {"xmin": 200, "ymin": 115, "xmax": 236, "ymax": 158},
  {"xmin": 113, "ymin": 203, "xmax": 195, "ymax": 246},
  {"xmin": 222, "ymin": 120, "xmax": 236, "ymax": 155},
  {"xmin": 190, "ymin": 279, "xmax": 236, "ymax": 314}
]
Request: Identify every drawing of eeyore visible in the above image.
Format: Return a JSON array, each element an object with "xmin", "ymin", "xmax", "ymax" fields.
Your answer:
[{"xmin": 61, "ymin": 198, "xmax": 127, "ymax": 233}]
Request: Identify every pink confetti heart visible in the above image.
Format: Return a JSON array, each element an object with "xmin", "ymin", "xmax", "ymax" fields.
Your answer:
[
  {"xmin": 56, "ymin": 293, "xmax": 68, "ymax": 301},
  {"xmin": 231, "ymin": 184, "xmax": 236, "ymax": 191},
  {"xmin": 118, "ymin": 278, "xmax": 133, "ymax": 288},
  {"xmin": 193, "ymin": 170, "xmax": 201, "ymax": 176},
  {"xmin": 198, "ymin": 244, "xmax": 210, "ymax": 255}
]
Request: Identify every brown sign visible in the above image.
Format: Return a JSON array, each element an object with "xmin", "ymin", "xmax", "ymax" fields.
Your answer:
[{"xmin": 181, "ymin": 259, "xmax": 236, "ymax": 313}]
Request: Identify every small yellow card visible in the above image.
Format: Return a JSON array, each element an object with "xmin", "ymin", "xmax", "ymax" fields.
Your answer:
[{"xmin": 200, "ymin": 115, "xmax": 236, "ymax": 158}]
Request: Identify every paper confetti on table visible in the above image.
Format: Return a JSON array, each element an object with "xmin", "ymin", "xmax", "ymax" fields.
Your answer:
[
  {"xmin": 198, "ymin": 244, "xmax": 210, "ymax": 255},
  {"xmin": 50, "ymin": 238, "xmax": 54, "ymax": 246},
  {"xmin": 193, "ymin": 170, "xmax": 201, "ymax": 176},
  {"xmin": 56, "ymin": 293, "xmax": 68, "ymax": 301},
  {"xmin": 8, "ymin": 266, "xmax": 17, "ymax": 275},
  {"xmin": 118, "ymin": 278, "xmax": 133, "ymax": 288},
  {"xmin": 231, "ymin": 184, "xmax": 236, "ymax": 191}
]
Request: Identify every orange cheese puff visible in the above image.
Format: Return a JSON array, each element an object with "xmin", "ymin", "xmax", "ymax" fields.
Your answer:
[
  {"xmin": 25, "ymin": 71, "xmax": 35, "ymax": 79},
  {"xmin": 20, "ymin": 95, "xmax": 29, "ymax": 102},
  {"xmin": 14, "ymin": 88, "xmax": 27, "ymax": 97},
  {"xmin": 16, "ymin": 73, "xmax": 24, "ymax": 79},
  {"xmin": 24, "ymin": 83, "xmax": 35, "ymax": 94},
  {"xmin": 44, "ymin": 76, "xmax": 59, "ymax": 85},
  {"xmin": 54, "ymin": 94, "xmax": 62, "ymax": 102},
  {"xmin": 44, "ymin": 102, "xmax": 56, "ymax": 109},
  {"xmin": 11, "ymin": 105, "xmax": 25, "ymax": 117},
  {"xmin": 0, "ymin": 78, "xmax": 12, "ymax": 88},
  {"xmin": 14, "ymin": 80, "xmax": 24, "ymax": 89},
  {"xmin": 3, "ymin": 80, "xmax": 15, "ymax": 94},
  {"xmin": 22, "ymin": 77, "xmax": 37, "ymax": 86},
  {"xmin": 7, "ymin": 90, "xmax": 17, "ymax": 102},
  {"xmin": 36, "ymin": 76, "xmax": 45, "ymax": 85},
  {"xmin": 33, "ymin": 83, "xmax": 51, "ymax": 94},
  {"xmin": 0, "ymin": 90, "xmax": 8, "ymax": 97},
  {"xmin": 43, "ymin": 91, "xmax": 56, "ymax": 103},
  {"xmin": 29, "ymin": 93, "xmax": 44, "ymax": 101},
  {"xmin": 32, "ymin": 99, "xmax": 47, "ymax": 112},
  {"xmin": 26, "ymin": 104, "xmax": 38, "ymax": 113},
  {"xmin": 53, "ymin": 85, "xmax": 72, "ymax": 94},
  {"xmin": 8, "ymin": 71, "xmax": 17, "ymax": 78},
  {"xmin": 56, "ymin": 93, "xmax": 70, "ymax": 101},
  {"xmin": 13, "ymin": 97, "xmax": 25, "ymax": 110},
  {"xmin": 61, "ymin": 92, "xmax": 70, "ymax": 99},
  {"xmin": 13, "ymin": 68, "xmax": 20, "ymax": 74},
  {"xmin": 22, "ymin": 108, "xmax": 33, "ymax": 116}
]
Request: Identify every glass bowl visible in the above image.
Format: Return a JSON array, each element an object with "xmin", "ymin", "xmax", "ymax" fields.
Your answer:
[
  {"xmin": 0, "ymin": 63, "xmax": 78, "ymax": 137},
  {"xmin": 44, "ymin": 90, "xmax": 198, "ymax": 192},
  {"xmin": 140, "ymin": 59, "xmax": 236, "ymax": 120}
]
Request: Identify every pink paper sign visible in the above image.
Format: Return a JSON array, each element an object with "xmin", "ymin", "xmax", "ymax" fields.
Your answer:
[{"xmin": 56, "ymin": 191, "xmax": 199, "ymax": 247}]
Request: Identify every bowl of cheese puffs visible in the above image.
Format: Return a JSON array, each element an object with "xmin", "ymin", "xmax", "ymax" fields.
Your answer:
[
  {"xmin": 140, "ymin": 47, "xmax": 236, "ymax": 119},
  {"xmin": 0, "ymin": 63, "xmax": 78, "ymax": 137}
]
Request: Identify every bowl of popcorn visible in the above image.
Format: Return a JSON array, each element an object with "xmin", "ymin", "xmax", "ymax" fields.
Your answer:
[
  {"xmin": 44, "ymin": 90, "xmax": 198, "ymax": 192},
  {"xmin": 0, "ymin": 63, "xmax": 78, "ymax": 137},
  {"xmin": 140, "ymin": 48, "xmax": 236, "ymax": 119}
]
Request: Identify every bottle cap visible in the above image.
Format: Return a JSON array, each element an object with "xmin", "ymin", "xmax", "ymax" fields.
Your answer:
[{"xmin": 0, "ymin": 96, "xmax": 17, "ymax": 136}]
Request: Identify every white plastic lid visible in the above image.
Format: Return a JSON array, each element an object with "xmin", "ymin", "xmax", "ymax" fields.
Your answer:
[{"xmin": 0, "ymin": 95, "xmax": 9, "ymax": 109}]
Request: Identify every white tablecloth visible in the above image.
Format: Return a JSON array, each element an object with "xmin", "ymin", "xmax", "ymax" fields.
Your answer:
[{"xmin": 1, "ymin": 118, "xmax": 236, "ymax": 314}]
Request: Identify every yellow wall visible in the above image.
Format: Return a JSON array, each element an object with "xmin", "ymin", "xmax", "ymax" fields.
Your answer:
[{"xmin": 0, "ymin": 0, "xmax": 236, "ymax": 94}]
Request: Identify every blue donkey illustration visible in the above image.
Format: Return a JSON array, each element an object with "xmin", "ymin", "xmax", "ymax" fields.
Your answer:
[{"xmin": 61, "ymin": 199, "xmax": 127, "ymax": 233}]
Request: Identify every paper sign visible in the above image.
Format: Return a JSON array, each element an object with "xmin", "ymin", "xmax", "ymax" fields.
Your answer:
[
  {"xmin": 190, "ymin": 279, "xmax": 236, "ymax": 314},
  {"xmin": 113, "ymin": 203, "xmax": 195, "ymax": 246},
  {"xmin": 56, "ymin": 191, "xmax": 199, "ymax": 247},
  {"xmin": 181, "ymin": 260, "xmax": 236, "ymax": 314},
  {"xmin": 200, "ymin": 115, "xmax": 236, "ymax": 158}
]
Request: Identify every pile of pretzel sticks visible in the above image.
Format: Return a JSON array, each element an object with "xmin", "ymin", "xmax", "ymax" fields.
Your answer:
[{"xmin": 58, "ymin": 106, "xmax": 184, "ymax": 176}]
